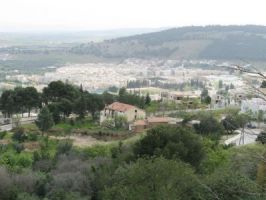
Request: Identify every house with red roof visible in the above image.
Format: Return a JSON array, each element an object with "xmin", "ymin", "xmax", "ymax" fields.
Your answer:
[{"xmin": 100, "ymin": 102, "xmax": 146, "ymax": 124}]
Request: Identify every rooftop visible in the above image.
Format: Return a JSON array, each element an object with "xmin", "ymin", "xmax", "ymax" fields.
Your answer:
[{"xmin": 106, "ymin": 102, "xmax": 137, "ymax": 112}]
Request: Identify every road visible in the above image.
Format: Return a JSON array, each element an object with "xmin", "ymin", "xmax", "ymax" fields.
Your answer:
[
  {"xmin": 0, "ymin": 117, "xmax": 37, "ymax": 131},
  {"xmin": 224, "ymin": 128, "xmax": 261, "ymax": 146}
]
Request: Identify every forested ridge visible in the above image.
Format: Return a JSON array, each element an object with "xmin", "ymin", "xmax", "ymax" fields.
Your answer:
[{"xmin": 70, "ymin": 25, "xmax": 266, "ymax": 60}]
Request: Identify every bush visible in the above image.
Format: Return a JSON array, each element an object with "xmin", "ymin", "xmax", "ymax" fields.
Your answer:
[
  {"xmin": 114, "ymin": 115, "xmax": 127, "ymax": 129},
  {"xmin": 16, "ymin": 154, "xmax": 33, "ymax": 168},
  {"xmin": 12, "ymin": 128, "xmax": 27, "ymax": 143},
  {"xmin": 134, "ymin": 125, "xmax": 205, "ymax": 168},
  {"xmin": 256, "ymin": 132, "xmax": 266, "ymax": 144},
  {"xmin": 101, "ymin": 119, "xmax": 114, "ymax": 129},
  {"xmin": 101, "ymin": 158, "xmax": 202, "ymax": 200},
  {"xmin": 13, "ymin": 143, "xmax": 25, "ymax": 153},
  {"xmin": 27, "ymin": 133, "xmax": 38, "ymax": 141},
  {"xmin": 56, "ymin": 140, "xmax": 73, "ymax": 155},
  {"xmin": 0, "ymin": 131, "xmax": 7, "ymax": 139},
  {"xmin": 194, "ymin": 115, "xmax": 224, "ymax": 140}
]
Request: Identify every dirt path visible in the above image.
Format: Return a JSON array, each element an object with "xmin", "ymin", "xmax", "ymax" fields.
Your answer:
[{"xmin": 49, "ymin": 135, "xmax": 110, "ymax": 147}]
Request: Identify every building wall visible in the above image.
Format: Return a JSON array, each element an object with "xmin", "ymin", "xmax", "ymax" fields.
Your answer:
[
  {"xmin": 100, "ymin": 107, "xmax": 146, "ymax": 124},
  {"xmin": 241, "ymin": 98, "xmax": 266, "ymax": 118},
  {"xmin": 124, "ymin": 108, "xmax": 146, "ymax": 122}
]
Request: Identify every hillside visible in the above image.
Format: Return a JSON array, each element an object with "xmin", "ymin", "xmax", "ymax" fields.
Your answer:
[{"xmin": 70, "ymin": 25, "xmax": 266, "ymax": 61}]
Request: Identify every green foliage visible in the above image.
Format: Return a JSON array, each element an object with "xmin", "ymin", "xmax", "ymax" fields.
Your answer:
[
  {"xmin": 114, "ymin": 115, "xmax": 127, "ymax": 129},
  {"xmin": 56, "ymin": 140, "xmax": 73, "ymax": 155},
  {"xmin": 145, "ymin": 93, "xmax": 151, "ymax": 105},
  {"xmin": 101, "ymin": 119, "xmax": 115, "ymax": 129},
  {"xmin": 12, "ymin": 127, "xmax": 27, "ymax": 143},
  {"xmin": 101, "ymin": 157, "xmax": 202, "ymax": 200},
  {"xmin": 134, "ymin": 125, "xmax": 205, "ymax": 168},
  {"xmin": 13, "ymin": 143, "xmax": 25, "ymax": 153},
  {"xmin": 118, "ymin": 87, "xmax": 145, "ymax": 109},
  {"xmin": 194, "ymin": 115, "xmax": 224, "ymax": 140},
  {"xmin": 0, "ymin": 151, "xmax": 33, "ymax": 169},
  {"xmin": 83, "ymin": 145, "xmax": 112, "ymax": 158},
  {"xmin": 222, "ymin": 114, "xmax": 240, "ymax": 134},
  {"xmin": 257, "ymin": 160, "xmax": 266, "ymax": 188},
  {"xmin": 0, "ymin": 131, "xmax": 7, "ymax": 139},
  {"xmin": 256, "ymin": 132, "xmax": 266, "ymax": 144},
  {"xmin": 199, "ymin": 88, "xmax": 211, "ymax": 105},
  {"xmin": 199, "ymin": 139, "xmax": 230, "ymax": 174},
  {"xmin": 203, "ymin": 167, "xmax": 266, "ymax": 200},
  {"xmin": 35, "ymin": 107, "xmax": 54, "ymax": 134}
]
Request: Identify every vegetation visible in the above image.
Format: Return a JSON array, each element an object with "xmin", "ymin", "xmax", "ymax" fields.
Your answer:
[
  {"xmin": 70, "ymin": 25, "xmax": 266, "ymax": 61},
  {"xmin": 0, "ymin": 122, "xmax": 264, "ymax": 199},
  {"xmin": 0, "ymin": 80, "xmax": 265, "ymax": 199}
]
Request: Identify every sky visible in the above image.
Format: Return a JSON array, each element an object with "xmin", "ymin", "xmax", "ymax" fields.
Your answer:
[{"xmin": 1, "ymin": 0, "xmax": 266, "ymax": 32}]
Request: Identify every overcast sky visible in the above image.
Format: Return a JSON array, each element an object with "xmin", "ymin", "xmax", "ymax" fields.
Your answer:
[{"xmin": 1, "ymin": 0, "xmax": 266, "ymax": 32}]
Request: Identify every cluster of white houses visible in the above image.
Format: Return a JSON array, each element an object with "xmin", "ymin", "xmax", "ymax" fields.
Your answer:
[{"xmin": 100, "ymin": 87, "xmax": 266, "ymax": 132}]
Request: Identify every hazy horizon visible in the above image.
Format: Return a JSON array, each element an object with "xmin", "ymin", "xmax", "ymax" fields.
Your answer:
[{"xmin": 1, "ymin": 0, "xmax": 266, "ymax": 32}]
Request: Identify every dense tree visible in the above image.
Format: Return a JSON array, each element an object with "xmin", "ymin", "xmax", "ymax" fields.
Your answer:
[
  {"xmin": 134, "ymin": 125, "xmax": 205, "ymax": 168},
  {"xmin": 42, "ymin": 81, "xmax": 79, "ymax": 103},
  {"xmin": 222, "ymin": 114, "xmax": 240, "ymax": 135},
  {"xmin": 58, "ymin": 98, "xmax": 73, "ymax": 119},
  {"xmin": 145, "ymin": 93, "xmax": 151, "ymax": 105},
  {"xmin": 203, "ymin": 167, "xmax": 265, "ymax": 200},
  {"xmin": 118, "ymin": 87, "xmax": 146, "ymax": 108},
  {"xmin": 86, "ymin": 93, "xmax": 105, "ymax": 119},
  {"xmin": 74, "ymin": 94, "xmax": 87, "ymax": 119},
  {"xmin": 0, "ymin": 90, "xmax": 16, "ymax": 118},
  {"xmin": 35, "ymin": 107, "xmax": 54, "ymax": 135},
  {"xmin": 101, "ymin": 158, "xmax": 203, "ymax": 200},
  {"xmin": 102, "ymin": 91, "xmax": 115, "ymax": 105},
  {"xmin": 194, "ymin": 115, "xmax": 224, "ymax": 140},
  {"xmin": 0, "ymin": 87, "xmax": 40, "ymax": 118},
  {"xmin": 23, "ymin": 87, "xmax": 40, "ymax": 117},
  {"xmin": 200, "ymin": 89, "xmax": 211, "ymax": 104},
  {"xmin": 256, "ymin": 132, "xmax": 266, "ymax": 144}
]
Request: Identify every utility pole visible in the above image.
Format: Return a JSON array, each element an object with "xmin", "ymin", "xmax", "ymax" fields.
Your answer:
[{"xmin": 239, "ymin": 126, "xmax": 245, "ymax": 145}]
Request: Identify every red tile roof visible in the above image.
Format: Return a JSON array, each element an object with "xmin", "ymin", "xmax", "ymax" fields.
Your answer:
[{"xmin": 106, "ymin": 102, "xmax": 136, "ymax": 112}]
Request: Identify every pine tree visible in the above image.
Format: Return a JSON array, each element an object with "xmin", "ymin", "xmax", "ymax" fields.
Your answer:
[
  {"xmin": 35, "ymin": 106, "xmax": 54, "ymax": 135},
  {"xmin": 145, "ymin": 93, "xmax": 151, "ymax": 105}
]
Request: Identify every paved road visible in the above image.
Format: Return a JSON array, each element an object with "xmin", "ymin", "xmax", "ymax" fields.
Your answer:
[
  {"xmin": 224, "ymin": 128, "xmax": 261, "ymax": 146},
  {"xmin": 0, "ymin": 117, "xmax": 36, "ymax": 131}
]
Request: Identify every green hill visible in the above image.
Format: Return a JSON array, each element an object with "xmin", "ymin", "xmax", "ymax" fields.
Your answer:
[{"xmin": 70, "ymin": 25, "xmax": 266, "ymax": 61}]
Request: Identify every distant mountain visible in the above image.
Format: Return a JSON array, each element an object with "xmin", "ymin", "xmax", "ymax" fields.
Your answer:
[{"xmin": 70, "ymin": 25, "xmax": 266, "ymax": 61}]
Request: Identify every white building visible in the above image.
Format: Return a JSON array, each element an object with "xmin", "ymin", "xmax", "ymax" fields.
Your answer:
[
  {"xmin": 241, "ymin": 98, "xmax": 266, "ymax": 117},
  {"xmin": 100, "ymin": 102, "xmax": 146, "ymax": 124}
]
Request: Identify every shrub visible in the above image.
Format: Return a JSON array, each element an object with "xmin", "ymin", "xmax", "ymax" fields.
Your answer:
[
  {"xmin": 114, "ymin": 115, "xmax": 127, "ymax": 129},
  {"xmin": 101, "ymin": 158, "xmax": 201, "ymax": 200},
  {"xmin": 12, "ymin": 128, "xmax": 27, "ymax": 143},
  {"xmin": 134, "ymin": 125, "xmax": 205, "ymax": 168},
  {"xmin": 13, "ymin": 143, "xmax": 25, "ymax": 153},
  {"xmin": 101, "ymin": 119, "xmax": 114, "ymax": 129},
  {"xmin": 27, "ymin": 133, "xmax": 38, "ymax": 141},
  {"xmin": 256, "ymin": 132, "xmax": 266, "ymax": 144},
  {"xmin": 16, "ymin": 154, "xmax": 33, "ymax": 168},
  {"xmin": 0, "ymin": 131, "xmax": 7, "ymax": 139},
  {"xmin": 56, "ymin": 140, "xmax": 73, "ymax": 155}
]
